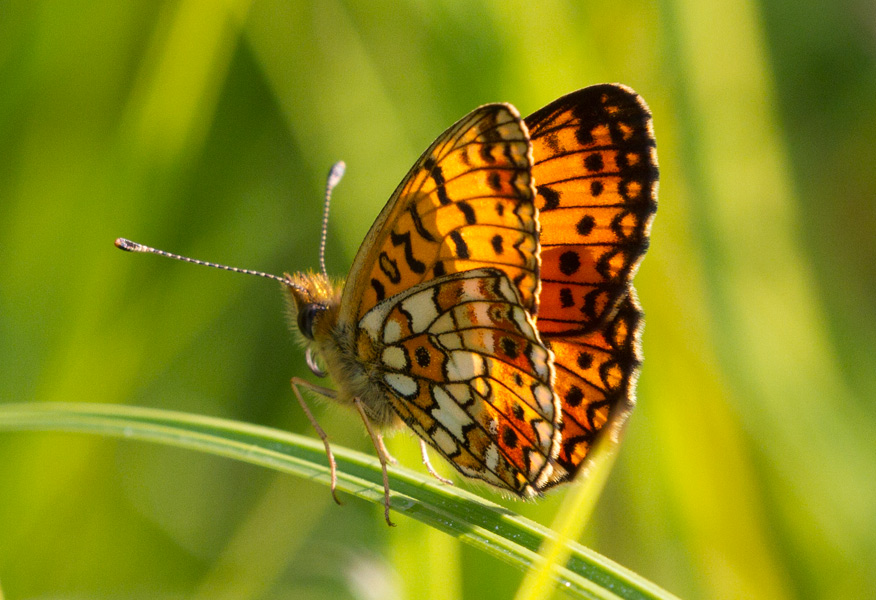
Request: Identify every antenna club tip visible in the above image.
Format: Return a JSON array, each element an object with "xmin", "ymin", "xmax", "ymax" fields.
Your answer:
[
  {"xmin": 115, "ymin": 238, "xmax": 138, "ymax": 252},
  {"xmin": 327, "ymin": 161, "xmax": 346, "ymax": 187}
]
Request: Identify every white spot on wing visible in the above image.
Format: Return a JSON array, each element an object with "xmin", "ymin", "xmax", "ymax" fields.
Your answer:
[
  {"xmin": 383, "ymin": 318, "xmax": 402, "ymax": 344},
  {"xmin": 512, "ymin": 306, "xmax": 535, "ymax": 338},
  {"xmin": 359, "ymin": 307, "xmax": 385, "ymax": 342},
  {"xmin": 436, "ymin": 331, "xmax": 464, "ymax": 350},
  {"xmin": 532, "ymin": 384, "xmax": 556, "ymax": 418},
  {"xmin": 446, "ymin": 383, "xmax": 472, "ymax": 406},
  {"xmin": 461, "ymin": 277, "xmax": 482, "ymax": 302},
  {"xmin": 384, "ymin": 373, "xmax": 417, "ymax": 398},
  {"xmin": 445, "ymin": 351, "xmax": 485, "ymax": 381},
  {"xmin": 432, "ymin": 428, "xmax": 457, "ymax": 456},
  {"xmin": 432, "ymin": 386, "xmax": 474, "ymax": 441},
  {"xmin": 471, "ymin": 377, "xmax": 491, "ymax": 399},
  {"xmin": 457, "ymin": 463, "xmax": 478, "ymax": 477},
  {"xmin": 471, "ymin": 302, "xmax": 491, "ymax": 327},
  {"xmin": 401, "ymin": 289, "xmax": 438, "ymax": 333},
  {"xmin": 528, "ymin": 344, "xmax": 551, "ymax": 380},
  {"xmin": 532, "ymin": 420, "xmax": 554, "ymax": 453},
  {"xmin": 528, "ymin": 449, "xmax": 547, "ymax": 478},
  {"xmin": 381, "ymin": 346, "xmax": 407, "ymax": 370},
  {"xmin": 496, "ymin": 276, "xmax": 517, "ymax": 303},
  {"xmin": 430, "ymin": 311, "xmax": 455, "ymax": 334},
  {"xmin": 485, "ymin": 443, "xmax": 500, "ymax": 471}
]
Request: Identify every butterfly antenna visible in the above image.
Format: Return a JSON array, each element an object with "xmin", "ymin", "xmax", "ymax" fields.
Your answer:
[
  {"xmin": 319, "ymin": 161, "xmax": 346, "ymax": 279},
  {"xmin": 114, "ymin": 238, "xmax": 307, "ymax": 294}
]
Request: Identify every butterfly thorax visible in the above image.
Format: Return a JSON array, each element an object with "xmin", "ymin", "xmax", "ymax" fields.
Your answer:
[{"xmin": 283, "ymin": 271, "xmax": 400, "ymax": 427}]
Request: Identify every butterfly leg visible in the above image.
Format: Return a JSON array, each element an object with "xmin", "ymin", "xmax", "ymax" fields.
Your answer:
[
  {"xmin": 420, "ymin": 439, "xmax": 454, "ymax": 485},
  {"xmin": 290, "ymin": 377, "xmax": 341, "ymax": 506},
  {"xmin": 353, "ymin": 397, "xmax": 396, "ymax": 527},
  {"xmin": 375, "ymin": 434, "xmax": 399, "ymax": 465}
]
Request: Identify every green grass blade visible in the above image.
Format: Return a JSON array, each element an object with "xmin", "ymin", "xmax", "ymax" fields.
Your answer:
[
  {"xmin": 0, "ymin": 402, "xmax": 678, "ymax": 600},
  {"xmin": 515, "ymin": 431, "xmax": 622, "ymax": 600}
]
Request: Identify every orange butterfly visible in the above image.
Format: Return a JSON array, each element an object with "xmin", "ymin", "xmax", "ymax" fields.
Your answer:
[{"xmin": 117, "ymin": 84, "xmax": 657, "ymax": 526}]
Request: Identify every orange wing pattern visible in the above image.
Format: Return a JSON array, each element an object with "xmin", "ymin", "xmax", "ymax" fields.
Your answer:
[
  {"xmin": 526, "ymin": 85, "xmax": 658, "ymax": 484},
  {"xmin": 357, "ymin": 268, "xmax": 560, "ymax": 494},
  {"xmin": 542, "ymin": 293, "xmax": 644, "ymax": 484},
  {"xmin": 341, "ymin": 104, "xmax": 539, "ymax": 323},
  {"xmin": 526, "ymin": 85, "xmax": 657, "ymax": 336}
]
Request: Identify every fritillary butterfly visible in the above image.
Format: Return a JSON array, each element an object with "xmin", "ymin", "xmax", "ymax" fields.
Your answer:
[{"xmin": 117, "ymin": 84, "xmax": 658, "ymax": 526}]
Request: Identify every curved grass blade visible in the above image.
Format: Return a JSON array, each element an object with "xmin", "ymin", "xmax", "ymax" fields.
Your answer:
[{"xmin": 0, "ymin": 402, "xmax": 679, "ymax": 600}]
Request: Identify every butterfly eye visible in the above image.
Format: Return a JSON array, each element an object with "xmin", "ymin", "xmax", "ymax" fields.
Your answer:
[{"xmin": 297, "ymin": 304, "xmax": 325, "ymax": 340}]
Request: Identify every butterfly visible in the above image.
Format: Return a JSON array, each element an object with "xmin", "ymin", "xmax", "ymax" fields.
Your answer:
[
  {"xmin": 117, "ymin": 84, "xmax": 657, "ymax": 526},
  {"xmin": 284, "ymin": 84, "xmax": 657, "ymax": 522}
]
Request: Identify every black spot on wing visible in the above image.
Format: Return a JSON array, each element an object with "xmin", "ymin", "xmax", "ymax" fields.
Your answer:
[
  {"xmin": 449, "ymin": 230, "xmax": 470, "ymax": 259},
  {"xmin": 379, "ymin": 252, "xmax": 401, "ymax": 284},
  {"xmin": 559, "ymin": 288, "xmax": 574, "ymax": 308},
  {"xmin": 457, "ymin": 201, "xmax": 476, "ymax": 225},
  {"xmin": 512, "ymin": 403, "xmax": 525, "ymax": 420},
  {"xmin": 423, "ymin": 156, "xmax": 451, "ymax": 206},
  {"xmin": 390, "ymin": 230, "xmax": 427, "ymax": 274},
  {"xmin": 415, "ymin": 346, "xmax": 431, "ymax": 367},
  {"xmin": 590, "ymin": 180, "xmax": 603, "ymax": 196},
  {"xmin": 576, "ymin": 215, "xmax": 595, "ymax": 237},
  {"xmin": 584, "ymin": 152, "xmax": 604, "ymax": 172},
  {"xmin": 538, "ymin": 185, "xmax": 561, "ymax": 211},
  {"xmin": 491, "ymin": 234, "xmax": 504, "ymax": 254},
  {"xmin": 371, "ymin": 279, "xmax": 386, "ymax": 302},
  {"xmin": 559, "ymin": 251, "xmax": 581, "ymax": 276},
  {"xmin": 502, "ymin": 426, "xmax": 519, "ymax": 448},
  {"xmin": 566, "ymin": 385, "xmax": 584, "ymax": 407},
  {"xmin": 488, "ymin": 171, "xmax": 502, "ymax": 191},
  {"xmin": 500, "ymin": 337, "xmax": 520, "ymax": 359},
  {"xmin": 409, "ymin": 204, "xmax": 435, "ymax": 242}
]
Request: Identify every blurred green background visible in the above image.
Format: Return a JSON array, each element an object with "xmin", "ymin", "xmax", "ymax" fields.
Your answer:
[{"xmin": 1, "ymin": 0, "xmax": 874, "ymax": 598}]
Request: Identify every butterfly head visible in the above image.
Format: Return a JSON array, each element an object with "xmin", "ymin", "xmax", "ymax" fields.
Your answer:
[{"xmin": 283, "ymin": 271, "xmax": 342, "ymax": 342}]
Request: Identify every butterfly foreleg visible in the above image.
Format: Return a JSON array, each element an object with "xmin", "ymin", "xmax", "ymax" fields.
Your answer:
[
  {"xmin": 290, "ymin": 376, "xmax": 341, "ymax": 506},
  {"xmin": 353, "ymin": 397, "xmax": 396, "ymax": 527}
]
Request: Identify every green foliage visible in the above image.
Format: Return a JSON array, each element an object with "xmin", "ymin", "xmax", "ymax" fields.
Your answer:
[{"xmin": 0, "ymin": 402, "xmax": 678, "ymax": 600}]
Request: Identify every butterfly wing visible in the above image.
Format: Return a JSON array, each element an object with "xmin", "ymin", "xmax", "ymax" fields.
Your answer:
[
  {"xmin": 525, "ymin": 85, "xmax": 658, "ymax": 484},
  {"xmin": 526, "ymin": 84, "xmax": 657, "ymax": 336},
  {"xmin": 357, "ymin": 268, "xmax": 560, "ymax": 493},
  {"xmin": 541, "ymin": 292, "xmax": 644, "ymax": 484},
  {"xmin": 336, "ymin": 105, "xmax": 564, "ymax": 493},
  {"xmin": 340, "ymin": 104, "xmax": 540, "ymax": 324}
]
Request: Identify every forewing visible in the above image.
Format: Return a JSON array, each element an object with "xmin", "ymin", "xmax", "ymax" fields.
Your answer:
[
  {"xmin": 341, "ymin": 104, "xmax": 538, "ymax": 324},
  {"xmin": 526, "ymin": 84, "xmax": 657, "ymax": 336},
  {"xmin": 357, "ymin": 269, "xmax": 561, "ymax": 495}
]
